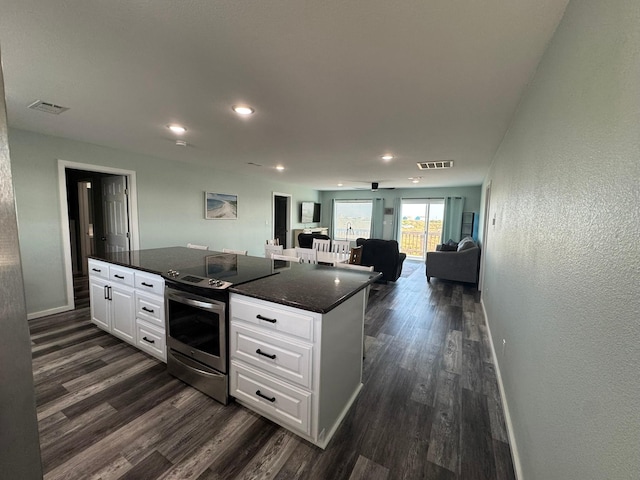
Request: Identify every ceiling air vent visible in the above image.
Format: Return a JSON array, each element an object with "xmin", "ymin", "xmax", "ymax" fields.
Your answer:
[
  {"xmin": 28, "ymin": 100, "xmax": 69, "ymax": 115},
  {"xmin": 417, "ymin": 160, "xmax": 454, "ymax": 170}
]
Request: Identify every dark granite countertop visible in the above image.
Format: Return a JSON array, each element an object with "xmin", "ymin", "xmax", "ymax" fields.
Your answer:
[
  {"xmin": 229, "ymin": 262, "xmax": 381, "ymax": 314},
  {"xmin": 90, "ymin": 247, "xmax": 380, "ymax": 314},
  {"xmin": 91, "ymin": 247, "xmax": 213, "ymax": 274}
]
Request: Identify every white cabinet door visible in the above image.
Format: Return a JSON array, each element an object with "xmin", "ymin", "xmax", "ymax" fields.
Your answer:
[
  {"xmin": 89, "ymin": 278, "xmax": 110, "ymax": 330},
  {"xmin": 110, "ymin": 284, "xmax": 136, "ymax": 343}
]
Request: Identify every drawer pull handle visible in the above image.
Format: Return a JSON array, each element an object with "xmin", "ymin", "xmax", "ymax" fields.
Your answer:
[
  {"xmin": 92, "ymin": 268, "xmax": 102, "ymax": 272},
  {"xmin": 255, "ymin": 390, "xmax": 276, "ymax": 403},
  {"xmin": 256, "ymin": 314, "xmax": 277, "ymax": 324},
  {"xmin": 142, "ymin": 336, "xmax": 155, "ymax": 344},
  {"xmin": 256, "ymin": 349, "xmax": 276, "ymax": 360},
  {"xmin": 142, "ymin": 307, "xmax": 155, "ymax": 313},
  {"xmin": 141, "ymin": 282, "xmax": 153, "ymax": 287},
  {"xmin": 114, "ymin": 274, "xmax": 125, "ymax": 279}
]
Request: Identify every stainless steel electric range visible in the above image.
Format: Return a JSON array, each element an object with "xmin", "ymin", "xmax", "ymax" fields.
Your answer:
[{"xmin": 164, "ymin": 252, "xmax": 277, "ymax": 404}]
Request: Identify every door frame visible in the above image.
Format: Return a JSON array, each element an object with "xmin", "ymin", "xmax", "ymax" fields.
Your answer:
[
  {"xmin": 57, "ymin": 160, "xmax": 140, "ymax": 312},
  {"xmin": 272, "ymin": 192, "xmax": 291, "ymax": 248},
  {"xmin": 479, "ymin": 182, "xmax": 491, "ymax": 293}
]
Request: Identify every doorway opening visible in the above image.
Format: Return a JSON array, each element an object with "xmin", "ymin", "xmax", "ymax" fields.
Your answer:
[
  {"xmin": 58, "ymin": 160, "xmax": 139, "ymax": 311},
  {"xmin": 398, "ymin": 199, "xmax": 445, "ymax": 261},
  {"xmin": 273, "ymin": 193, "xmax": 291, "ymax": 248}
]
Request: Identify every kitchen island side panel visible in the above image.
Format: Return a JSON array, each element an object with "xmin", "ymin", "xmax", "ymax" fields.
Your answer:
[{"xmin": 317, "ymin": 289, "xmax": 365, "ymax": 444}]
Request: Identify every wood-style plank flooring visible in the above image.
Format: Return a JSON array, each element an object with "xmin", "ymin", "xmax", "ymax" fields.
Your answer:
[{"xmin": 30, "ymin": 261, "xmax": 515, "ymax": 480}]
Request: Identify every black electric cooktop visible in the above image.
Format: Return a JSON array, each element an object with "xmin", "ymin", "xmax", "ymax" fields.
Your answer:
[{"xmin": 164, "ymin": 252, "xmax": 278, "ymax": 290}]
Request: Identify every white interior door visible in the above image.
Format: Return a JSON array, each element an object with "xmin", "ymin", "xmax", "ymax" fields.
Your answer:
[
  {"xmin": 102, "ymin": 175, "xmax": 130, "ymax": 253},
  {"xmin": 77, "ymin": 181, "xmax": 94, "ymax": 274}
]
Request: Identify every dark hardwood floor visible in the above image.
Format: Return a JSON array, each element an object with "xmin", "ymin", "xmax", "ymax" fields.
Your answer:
[{"xmin": 29, "ymin": 261, "xmax": 515, "ymax": 480}]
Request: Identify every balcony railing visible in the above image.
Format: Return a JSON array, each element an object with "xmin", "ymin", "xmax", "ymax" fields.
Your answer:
[{"xmin": 400, "ymin": 231, "xmax": 442, "ymax": 258}]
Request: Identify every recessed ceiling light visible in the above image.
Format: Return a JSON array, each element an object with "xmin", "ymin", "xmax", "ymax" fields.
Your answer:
[
  {"xmin": 337, "ymin": 183, "xmax": 343, "ymax": 187},
  {"xmin": 175, "ymin": 140, "xmax": 187, "ymax": 147},
  {"xmin": 168, "ymin": 124, "xmax": 186, "ymax": 134},
  {"xmin": 381, "ymin": 154, "xmax": 394, "ymax": 161},
  {"xmin": 276, "ymin": 165, "xmax": 285, "ymax": 171},
  {"xmin": 412, "ymin": 179, "xmax": 419, "ymax": 184},
  {"xmin": 232, "ymin": 105, "xmax": 255, "ymax": 115}
]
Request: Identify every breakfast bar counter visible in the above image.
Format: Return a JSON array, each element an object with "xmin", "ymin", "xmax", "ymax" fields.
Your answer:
[{"xmin": 229, "ymin": 262, "xmax": 380, "ymax": 314}]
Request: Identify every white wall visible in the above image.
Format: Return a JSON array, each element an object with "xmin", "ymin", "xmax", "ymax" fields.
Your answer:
[
  {"xmin": 482, "ymin": 0, "xmax": 640, "ymax": 478},
  {"xmin": 9, "ymin": 128, "xmax": 319, "ymax": 316}
]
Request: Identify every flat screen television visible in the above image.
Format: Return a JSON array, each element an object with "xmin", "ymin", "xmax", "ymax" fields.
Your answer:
[{"xmin": 300, "ymin": 201, "xmax": 321, "ymax": 223}]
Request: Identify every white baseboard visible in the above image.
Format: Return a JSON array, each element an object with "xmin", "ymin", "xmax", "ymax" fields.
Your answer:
[
  {"xmin": 27, "ymin": 304, "xmax": 74, "ymax": 320},
  {"xmin": 480, "ymin": 299, "xmax": 523, "ymax": 480}
]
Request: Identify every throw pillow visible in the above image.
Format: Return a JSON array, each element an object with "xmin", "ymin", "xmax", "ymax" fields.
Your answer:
[
  {"xmin": 445, "ymin": 239, "xmax": 458, "ymax": 246},
  {"xmin": 440, "ymin": 244, "xmax": 458, "ymax": 251},
  {"xmin": 457, "ymin": 238, "xmax": 476, "ymax": 251}
]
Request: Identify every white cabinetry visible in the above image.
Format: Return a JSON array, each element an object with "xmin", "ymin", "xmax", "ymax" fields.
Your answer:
[
  {"xmin": 134, "ymin": 270, "xmax": 166, "ymax": 362},
  {"xmin": 229, "ymin": 291, "xmax": 365, "ymax": 449},
  {"xmin": 88, "ymin": 259, "xmax": 166, "ymax": 362}
]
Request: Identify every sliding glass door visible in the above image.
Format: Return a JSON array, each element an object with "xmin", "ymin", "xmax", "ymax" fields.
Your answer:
[{"xmin": 398, "ymin": 199, "xmax": 444, "ymax": 260}]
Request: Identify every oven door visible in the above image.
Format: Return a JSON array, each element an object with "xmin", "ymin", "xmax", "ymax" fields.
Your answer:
[{"xmin": 165, "ymin": 288, "xmax": 227, "ymax": 374}]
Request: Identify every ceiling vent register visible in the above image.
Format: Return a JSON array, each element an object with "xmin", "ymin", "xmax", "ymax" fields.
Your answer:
[
  {"xmin": 417, "ymin": 160, "xmax": 454, "ymax": 170},
  {"xmin": 28, "ymin": 100, "xmax": 69, "ymax": 115}
]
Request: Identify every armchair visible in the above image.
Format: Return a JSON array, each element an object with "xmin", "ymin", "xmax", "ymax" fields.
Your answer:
[{"xmin": 356, "ymin": 238, "xmax": 406, "ymax": 282}]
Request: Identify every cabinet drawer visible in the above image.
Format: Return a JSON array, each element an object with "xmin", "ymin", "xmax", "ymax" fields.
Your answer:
[
  {"xmin": 230, "ymin": 295, "xmax": 314, "ymax": 341},
  {"xmin": 230, "ymin": 323, "xmax": 312, "ymax": 388},
  {"xmin": 109, "ymin": 265, "xmax": 135, "ymax": 287},
  {"xmin": 136, "ymin": 320, "xmax": 166, "ymax": 362},
  {"xmin": 135, "ymin": 292, "xmax": 165, "ymax": 328},
  {"xmin": 230, "ymin": 360, "xmax": 311, "ymax": 435},
  {"xmin": 88, "ymin": 259, "xmax": 110, "ymax": 280},
  {"xmin": 135, "ymin": 271, "xmax": 165, "ymax": 296}
]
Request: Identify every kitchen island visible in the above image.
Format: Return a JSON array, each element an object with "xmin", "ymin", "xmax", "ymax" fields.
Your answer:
[{"xmin": 89, "ymin": 247, "xmax": 380, "ymax": 448}]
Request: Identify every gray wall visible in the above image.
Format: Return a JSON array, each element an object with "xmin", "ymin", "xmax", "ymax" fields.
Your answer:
[
  {"xmin": 481, "ymin": 0, "xmax": 640, "ymax": 478},
  {"xmin": 320, "ymin": 186, "xmax": 482, "ymax": 239},
  {"xmin": 9, "ymin": 128, "xmax": 320, "ymax": 316},
  {"xmin": 0, "ymin": 52, "xmax": 43, "ymax": 479}
]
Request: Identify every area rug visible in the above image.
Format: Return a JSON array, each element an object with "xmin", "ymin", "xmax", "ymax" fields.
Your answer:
[{"xmin": 400, "ymin": 260, "xmax": 423, "ymax": 278}]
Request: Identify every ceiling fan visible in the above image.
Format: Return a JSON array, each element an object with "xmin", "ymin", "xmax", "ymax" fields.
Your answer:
[{"xmin": 351, "ymin": 181, "xmax": 395, "ymax": 191}]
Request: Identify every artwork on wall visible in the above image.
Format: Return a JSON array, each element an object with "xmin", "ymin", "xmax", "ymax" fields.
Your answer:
[{"xmin": 205, "ymin": 192, "xmax": 237, "ymax": 219}]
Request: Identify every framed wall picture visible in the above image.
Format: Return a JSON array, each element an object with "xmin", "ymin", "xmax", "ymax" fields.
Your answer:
[{"xmin": 205, "ymin": 192, "xmax": 237, "ymax": 219}]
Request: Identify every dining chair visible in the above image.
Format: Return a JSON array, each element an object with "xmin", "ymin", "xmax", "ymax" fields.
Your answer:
[
  {"xmin": 311, "ymin": 238, "xmax": 330, "ymax": 252},
  {"xmin": 331, "ymin": 240, "xmax": 351, "ymax": 254},
  {"xmin": 187, "ymin": 243, "xmax": 209, "ymax": 250},
  {"xmin": 271, "ymin": 253, "xmax": 301, "ymax": 262},
  {"xmin": 295, "ymin": 247, "xmax": 318, "ymax": 264},
  {"xmin": 265, "ymin": 244, "xmax": 284, "ymax": 258},
  {"xmin": 222, "ymin": 248, "xmax": 248, "ymax": 255},
  {"xmin": 334, "ymin": 263, "xmax": 374, "ymax": 272},
  {"xmin": 349, "ymin": 246, "xmax": 363, "ymax": 264},
  {"xmin": 266, "ymin": 239, "xmax": 280, "ymax": 245}
]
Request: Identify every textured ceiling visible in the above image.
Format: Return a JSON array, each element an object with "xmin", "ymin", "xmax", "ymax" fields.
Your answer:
[{"xmin": 0, "ymin": 0, "xmax": 569, "ymax": 190}]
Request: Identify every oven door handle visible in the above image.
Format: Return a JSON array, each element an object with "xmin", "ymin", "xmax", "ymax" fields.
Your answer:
[{"xmin": 166, "ymin": 290, "xmax": 224, "ymax": 311}]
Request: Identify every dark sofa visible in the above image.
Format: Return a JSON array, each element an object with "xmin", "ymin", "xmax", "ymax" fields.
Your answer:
[
  {"xmin": 425, "ymin": 236, "xmax": 480, "ymax": 284},
  {"xmin": 356, "ymin": 238, "xmax": 406, "ymax": 282},
  {"xmin": 298, "ymin": 232, "xmax": 330, "ymax": 248}
]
